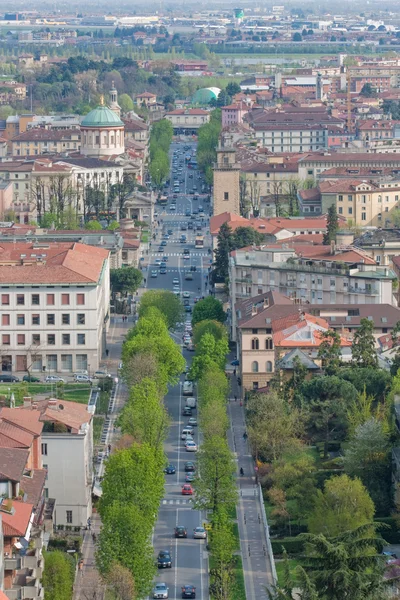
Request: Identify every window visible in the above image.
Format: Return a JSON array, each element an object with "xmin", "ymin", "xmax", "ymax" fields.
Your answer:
[
  {"xmin": 47, "ymin": 314, "xmax": 55, "ymax": 325},
  {"xmin": 41, "ymin": 443, "xmax": 47, "ymax": 456},
  {"xmin": 76, "ymin": 354, "xmax": 88, "ymax": 370},
  {"xmin": 1, "ymin": 314, "xmax": 9, "ymax": 326},
  {"xmin": 77, "ymin": 314, "xmax": 85, "ymax": 325},
  {"xmin": 252, "ymin": 382, "xmax": 259, "ymax": 390},
  {"xmin": 61, "ymin": 354, "xmax": 72, "ymax": 371},
  {"xmin": 43, "ymin": 464, "xmax": 48, "ymax": 480},
  {"xmin": 32, "ymin": 334, "xmax": 40, "ymax": 345},
  {"xmin": 1, "ymin": 294, "xmax": 9, "ymax": 305},
  {"xmin": 61, "ymin": 293, "xmax": 70, "ymax": 305},
  {"xmin": 251, "ymin": 338, "xmax": 259, "ymax": 350},
  {"xmin": 17, "ymin": 294, "xmax": 24, "ymax": 305},
  {"xmin": 252, "ymin": 328, "xmax": 258, "ymax": 334},
  {"xmin": 361, "ymin": 212, "xmax": 366, "ymax": 221},
  {"xmin": 265, "ymin": 338, "xmax": 273, "ymax": 350},
  {"xmin": 347, "ymin": 195, "xmax": 352, "ymax": 201},
  {"xmin": 77, "ymin": 293, "xmax": 85, "ymax": 306},
  {"xmin": 47, "ymin": 334, "xmax": 55, "ymax": 345},
  {"xmin": 348, "ymin": 207, "xmax": 353, "ymax": 215},
  {"xmin": 17, "ymin": 314, "xmax": 25, "ymax": 325},
  {"xmin": 66, "ymin": 511, "xmax": 72, "ymax": 524},
  {"xmin": 77, "ymin": 333, "xmax": 86, "ymax": 345},
  {"xmin": 46, "ymin": 293, "xmax": 55, "ymax": 305},
  {"xmin": 251, "ymin": 361, "xmax": 259, "ymax": 373},
  {"xmin": 224, "ymin": 192, "xmax": 229, "ymax": 201},
  {"xmin": 62, "ymin": 334, "xmax": 70, "ymax": 345},
  {"xmin": 266, "ymin": 361, "xmax": 273, "ymax": 372},
  {"xmin": 17, "ymin": 334, "xmax": 25, "ymax": 345},
  {"xmin": 2, "ymin": 335, "xmax": 10, "ymax": 345},
  {"xmin": 338, "ymin": 195, "xmax": 343, "ymax": 202},
  {"xmin": 32, "ymin": 314, "xmax": 40, "ymax": 326},
  {"xmin": 62, "ymin": 314, "xmax": 70, "ymax": 325},
  {"xmin": 32, "ymin": 294, "xmax": 40, "ymax": 305}
]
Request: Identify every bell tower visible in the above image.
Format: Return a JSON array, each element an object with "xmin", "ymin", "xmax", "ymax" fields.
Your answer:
[
  {"xmin": 212, "ymin": 134, "xmax": 240, "ymax": 216},
  {"xmin": 109, "ymin": 81, "xmax": 121, "ymax": 118}
]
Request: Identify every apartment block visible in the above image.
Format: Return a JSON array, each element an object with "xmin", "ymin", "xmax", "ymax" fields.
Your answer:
[
  {"xmin": 299, "ymin": 152, "xmax": 400, "ymax": 180},
  {"xmin": 0, "ymin": 242, "xmax": 110, "ymax": 375},
  {"xmin": 165, "ymin": 109, "xmax": 210, "ymax": 134},
  {"xmin": 11, "ymin": 129, "xmax": 81, "ymax": 157}
]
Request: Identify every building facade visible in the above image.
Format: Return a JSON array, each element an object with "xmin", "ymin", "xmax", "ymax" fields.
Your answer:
[
  {"xmin": 165, "ymin": 109, "xmax": 210, "ymax": 134},
  {"xmin": 212, "ymin": 144, "xmax": 240, "ymax": 216}
]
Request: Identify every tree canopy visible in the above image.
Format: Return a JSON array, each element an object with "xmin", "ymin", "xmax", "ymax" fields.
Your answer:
[
  {"xmin": 192, "ymin": 296, "xmax": 226, "ymax": 326},
  {"xmin": 138, "ymin": 289, "xmax": 184, "ymax": 329},
  {"xmin": 110, "ymin": 267, "xmax": 143, "ymax": 296}
]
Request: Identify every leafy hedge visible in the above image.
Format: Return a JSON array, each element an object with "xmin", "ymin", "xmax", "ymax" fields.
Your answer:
[{"xmin": 271, "ymin": 537, "xmax": 305, "ymax": 556}]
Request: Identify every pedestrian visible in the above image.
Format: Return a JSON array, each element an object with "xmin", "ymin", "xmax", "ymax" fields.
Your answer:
[
  {"xmin": 92, "ymin": 532, "xmax": 96, "ymax": 543},
  {"xmin": 108, "ymin": 443, "xmax": 111, "ymax": 454},
  {"xmin": 233, "ymin": 368, "xmax": 236, "ymax": 376},
  {"xmin": 234, "ymin": 395, "xmax": 237, "ymax": 402},
  {"xmin": 144, "ymin": 278, "xmax": 147, "ymax": 284},
  {"xmin": 240, "ymin": 400, "xmax": 243, "ymax": 407},
  {"xmin": 243, "ymin": 431, "xmax": 248, "ymax": 440},
  {"xmin": 87, "ymin": 518, "xmax": 91, "ymax": 531},
  {"xmin": 106, "ymin": 349, "xmax": 109, "ymax": 358}
]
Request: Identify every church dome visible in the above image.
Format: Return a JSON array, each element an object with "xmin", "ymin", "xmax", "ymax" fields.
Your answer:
[{"xmin": 81, "ymin": 105, "xmax": 124, "ymax": 128}]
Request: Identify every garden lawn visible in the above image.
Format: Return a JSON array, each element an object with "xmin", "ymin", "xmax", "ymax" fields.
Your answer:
[{"xmin": 0, "ymin": 383, "xmax": 91, "ymax": 404}]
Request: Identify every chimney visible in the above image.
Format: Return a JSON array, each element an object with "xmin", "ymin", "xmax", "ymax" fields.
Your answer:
[{"xmin": 47, "ymin": 399, "xmax": 58, "ymax": 409}]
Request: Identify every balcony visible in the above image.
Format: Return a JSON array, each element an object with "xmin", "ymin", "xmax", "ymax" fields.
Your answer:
[
  {"xmin": 4, "ymin": 557, "xmax": 21, "ymax": 570},
  {"xmin": 348, "ymin": 286, "xmax": 379, "ymax": 295}
]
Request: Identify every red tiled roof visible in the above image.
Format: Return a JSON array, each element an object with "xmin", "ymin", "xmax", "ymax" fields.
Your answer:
[
  {"xmin": 1, "ymin": 499, "xmax": 34, "ymax": 537},
  {"xmin": 0, "ymin": 407, "xmax": 42, "ymax": 436},
  {"xmin": 22, "ymin": 398, "xmax": 92, "ymax": 433},
  {"xmin": 0, "ymin": 421, "xmax": 34, "ymax": 448},
  {"xmin": 0, "ymin": 448, "xmax": 29, "ymax": 481}
]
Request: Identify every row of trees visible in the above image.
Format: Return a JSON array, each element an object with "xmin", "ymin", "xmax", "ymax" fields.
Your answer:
[
  {"xmin": 187, "ymin": 299, "xmax": 240, "ymax": 600},
  {"xmin": 148, "ymin": 119, "xmax": 173, "ymax": 188},
  {"xmin": 95, "ymin": 291, "xmax": 185, "ymax": 598},
  {"xmin": 196, "ymin": 108, "xmax": 222, "ymax": 185}
]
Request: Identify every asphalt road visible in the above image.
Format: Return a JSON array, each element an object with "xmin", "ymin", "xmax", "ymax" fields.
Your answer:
[{"xmin": 149, "ymin": 141, "xmax": 212, "ymax": 600}]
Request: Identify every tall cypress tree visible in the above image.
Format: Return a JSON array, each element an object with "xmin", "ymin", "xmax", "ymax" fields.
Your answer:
[
  {"xmin": 323, "ymin": 205, "xmax": 339, "ymax": 245},
  {"xmin": 213, "ymin": 222, "xmax": 233, "ymax": 282}
]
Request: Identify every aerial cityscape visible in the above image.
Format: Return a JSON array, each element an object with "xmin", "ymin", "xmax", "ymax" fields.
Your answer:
[{"xmin": 2, "ymin": 1, "xmax": 400, "ymax": 600}]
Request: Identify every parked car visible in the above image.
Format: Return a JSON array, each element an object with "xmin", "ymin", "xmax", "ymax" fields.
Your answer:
[
  {"xmin": 157, "ymin": 550, "xmax": 172, "ymax": 569},
  {"xmin": 153, "ymin": 583, "xmax": 169, "ymax": 599},
  {"xmin": 22, "ymin": 375, "xmax": 40, "ymax": 383},
  {"xmin": 175, "ymin": 526, "xmax": 187, "ymax": 538},
  {"xmin": 45, "ymin": 375, "xmax": 64, "ymax": 383},
  {"xmin": 94, "ymin": 370, "xmax": 111, "ymax": 379},
  {"xmin": 74, "ymin": 374, "xmax": 93, "ymax": 384}
]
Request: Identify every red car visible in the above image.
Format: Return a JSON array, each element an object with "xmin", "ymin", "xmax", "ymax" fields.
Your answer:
[{"xmin": 181, "ymin": 484, "xmax": 193, "ymax": 496}]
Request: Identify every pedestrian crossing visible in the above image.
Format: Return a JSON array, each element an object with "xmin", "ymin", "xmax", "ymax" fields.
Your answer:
[
  {"xmin": 161, "ymin": 498, "xmax": 193, "ymax": 505},
  {"xmin": 149, "ymin": 252, "xmax": 208, "ymax": 258}
]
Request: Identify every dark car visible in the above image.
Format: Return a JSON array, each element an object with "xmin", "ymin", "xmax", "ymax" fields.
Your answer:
[
  {"xmin": 190, "ymin": 265, "xmax": 197, "ymax": 272},
  {"xmin": 160, "ymin": 268, "xmax": 167, "ymax": 274},
  {"xmin": 181, "ymin": 585, "xmax": 196, "ymax": 599},
  {"xmin": 231, "ymin": 359, "xmax": 240, "ymax": 366},
  {"xmin": 23, "ymin": 375, "xmax": 40, "ymax": 382},
  {"xmin": 158, "ymin": 246, "xmax": 164, "ymax": 252},
  {"xmin": 188, "ymin": 223, "xmax": 193, "ymax": 230},
  {"xmin": 0, "ymin": 374, "xmax": 19, "ymax": 382},
  {"xmin": 185, "ymin": 306, "xmax": 192, "ymax": 313},
  {"xmin": 184, "ymin": 461, "xmax": 196, "ymax": 472},
  {"xmin": 175, "ymin": 526, "xmax": 187, "ymax": 538},
  {"xmin": 164, "ymin": 464, "xmax": 176, "ymax": 475},
  {"xmin": 184, "ymin": 298, "xmax": 190, "ymax": 306},
  {"xmin": 183, "ymin": 406, "xmax": 192, "ymax": 416},
  {"xmin": 161, "ymin": 241, "xmax": 167, "ymax": 247},
  {"xmin": 157, "ymin": 550, "xmax": 172, "ymax": 569}
]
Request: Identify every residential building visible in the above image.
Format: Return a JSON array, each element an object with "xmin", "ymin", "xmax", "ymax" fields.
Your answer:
[
  {"xmin": 212, "ymin": 142, "xmax": 240, "ymax": 216},
  {"xmin": 221, "ymin": 104, "xmax": 248, "ymax": 128},
  {"xmin": 0, "ymin": 242, "xmax": 110, "ymax": 374},
  {"xmin": 354, "ymin": 229, "xmax": 400, "ymax": 267},
  {"xmin": 123, "ymin": 118, "xmax": 149, "ymax": 144},
  {"xmin": 165, "ymin": 109, "xmax": 210, "ymax": 135},
  {"xmin": 10, "ymin": 129, "xmax": 81, "ymax": 157},
  {"xmin": 229, "ymin": 245, "xmax": 396, "ymax": 337},
  {"xmin": 135, "ymin": 91, "xmax": 157, "ymax": 108},
  {"xmin": 298, "ymin": 152, "xmax": 400, "ymax": 180},
  {"xmin": 0, "ymin": 406, "xmax": 54, "ymax": 600},
  {"xmin": 21, "ymin": 398, "xmax": 93, "ymax": 528}
]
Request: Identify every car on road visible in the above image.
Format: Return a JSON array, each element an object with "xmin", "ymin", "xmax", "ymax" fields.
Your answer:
[
  {"xmin": 185, "ymin": 472, "xmax": 195, "ymax": 483},
  {"xmin": 161, "ymin": 240, "xmax": 167, "ymax": 246},
  {"xmin": 160, "ymin": 267, "xmax": 167, "ymax": 274},
  {"xmin": 74, "ymin": 374, "xmax": 93, "ymax": 384},
  {"xmin": 94, "ymin": 370, "xmax": 111, "ymax": 379},
  {"xmin": 174, "ymin": 526, "xmax": 187, "ymax": 538},
  {"xmin": 181, "ymin": 585, "xmax": 196, "ymax": 599},
  {"xmin": 183, "ymin": 298, "xmax": 190, "ymax": 307},
  {"xmin": 181, "ymin": 484, "xmax": 193, "ymax": 495},
  {"xmin": 45, "ymin": 375, "xmax": 64, "ymax": 383},
  {"xmin": 188, "ymin": 223, "xmax": 194, "ymax": 230},
  {"xmin": 185, "ymin": 306, "xmax": 192, "ymax": 313},
  {"xmin": 155, "ymin": 258, "xmax": 162, "ymax": 265},
  {"xmin": 164, "ymin": 464, "xmax": 176, "ymax": 474},
  {"xmin": 173, "ymin": 278, "xmax": 180, "ymax": 285},
  {"xmin": 231, "ymin": 359, "xmax": 240, "ymax": 366},
  {"xmin": 188, "ymin": 417, "xmax": 197, "ymax": 427},
  {"xmin": 23, "ymin": 375, "xmax": 40, "ymax": 383},
  {"xmin": 151, "ymin": 270, "xmax": 158, "ymax": 278},
  {"xmin": 185, "ymin": 440, "xmax": 197, "ymax": 452},
  {"xmin": 153, "ymin": 582, "xmax": 169, "ymax": 599},
  {"xmin": 182, "ymin": 406, "xmax": 192, "ymax": 416},
  {"xmin": 160, "ymin": 262, "xmax": 167, "ymax": 268},
  {"xmin": 173, "ymin": 285, "xmax": 180, "ymax": 292},
  {"xmin": 181, "ymin": 224, "xmax": 187, "ymax": 230},
  {"xmin": 184, "ymin": 461, "xmax": 196, "ymax": 472},
  {"xmin": 163, "ymin": 254, "xmax": 169, "ymax": 260},
  {"xmin": 170, "ymin": 205, "xmax": 176, "ymax": 211},
  {"xmin": 158, "ymin": 246, "xmax": 164, "ymax": 252},
  {"xmin": 183, "ymin": 291, "xmax": 191, "ymax": 298},
  {"xmin": 185, "ymin": 209, "xmax": 191, "ymax": 216},
  {"xmin": 157, "ymin": 550, "xmax": 172, "ymax": 569},
  {"xmin": 190, "ymin": 265, "xmax": 197, "ymax": 271},
  {"xmin": 193, "ymin": 527, "xmax": 207, "ymax": 539}
]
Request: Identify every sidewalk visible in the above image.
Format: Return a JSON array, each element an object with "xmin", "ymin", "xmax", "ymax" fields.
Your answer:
[
  {"xmin": 228, "ymin": 376, "xmax": 276, "ymax": 600},
  {"xmin": 73, "ymin": 315, "xmax": 130, "ymax": 600}
]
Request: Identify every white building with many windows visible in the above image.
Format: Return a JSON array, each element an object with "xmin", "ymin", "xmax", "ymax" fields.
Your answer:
[{"xmin": 0, "ymin": 242, "xmax": 110, "ymax": 375}]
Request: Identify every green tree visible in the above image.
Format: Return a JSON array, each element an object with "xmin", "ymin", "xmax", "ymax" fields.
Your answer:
[
  {"xmin": 120, "ymin": 352, "xmax": 166, "ymax": 396},
  {"xmin": 96, "ymin": 503, "xmax": 155, "ymax": 598},
  {"xmin": 322, "ymin": 204, "xmax": 339, "ymax": 245},
  {"xmin": 308, "ymin": 474, "xmax": 375, "ymax": 537},
  {"xmin": 213, "ymin": 222, "xmax": 233, "ymax": 282},
  {"xmin": 232, "ymin": 226, "xmax": 265, "ymax": 249},
  {"xmin": 110, "ymin": 267, "xmax": 142, "ymax": 297},
  {"xmin": 118, "ymin": 93, "xmax": 134, "ymax": 113},
  {"xmin": 346, "ymin": 387, "xmax": 377, "ymax": 436},
  {"xmin": 247, "ymin": 391, "xmax": 302, "ymax": 462},
  {"xmin": 271, "ymin": 451, "xmax": 317, "ymax": 520},
  {"xmin": 317, "ymin": 329, "xmax": 342, "ymax": 375},
  {"xmin": 149, "ymin": 147, "xmax": 170, "ymax": 188},
  {"xmin": 100, "ymin": 442, "xmax": 164, "ymax": 520},
  {"xmin": 189, "ymin": 332, "xmax": 229, "ymax": 380},
  {"xmin": 351, "ymin": 318, "xmax": 378, "ymax": 368},
  {"xmin": 360, "ymin": 83, "xmax": 377, "ymax": 97},
  {"xmin": 299, "ymin": 524, "xmax": 388, "ymax": 600},
  {"xmin": 192, "ymin": 296, "xmax": 226, "ymax": 326},
  {"xmin": 43, "ymin": 551, "xmax": 75, "ymax": 600},
  {"xmin": 193, "ymin": 319, "xmax": 227, "ymax": 346},
  {"xmin": 209, "ymin": 509, "xmax": 237, "ymax": 600},
  {"xmin": 225, "ymin": 82, "xmax": 241, "ymax": 96},
  {"xmin": 293, "ymin": 32, "xmax": 302, "ymax": 41},
  {"xmin": 339, "ymin": 367, "xmax": 390, "ymax": 403},
  {"xmin": 200, "ymin": 399, "xmax": 229, "ymax": 439},
  {"xmin": 138, "ymin": 289, "xmax": 184, "ymax": 329},
  {"xmin": 85, "ymin": 220, "xmax": 102, "ymax": 230},
  {"xmin": 105, "ymin": 562, "xmax": 136, "ymax": 600},
  {"xmin": 119, "ymin": 378, "xmax": 170, "ymax": 451},
  {"xmin": 344, "ymin": 418, "xmax": 391, "ymax": 514},
  {"xmin": 193, "ymin": 436, "xmax": 237, "ymax": 513}
]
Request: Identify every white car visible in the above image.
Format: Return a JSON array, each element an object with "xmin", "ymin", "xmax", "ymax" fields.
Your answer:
[
  {"xmin": 185, "ymin": 440, "xmax": 197, "ymax": 452},
  {"xmin": 155, "ymin": 258, "xmax": 162, "ymax": 265},
  {"xmin": 183, "ymin": 434, "xmax": 194, "ymax": 445},
  {"xmin": 45, "ymin": 375, "xmax": 65, "ymax": 383},
  {"xmin": 183, "ymin": 292, "xmax": 191, "ymax": 298},
  {"xmin": 173, "ymin": 278, "xmax": 180, "ymax": 285},
  {"xmin": 153, "ymin": 582, "xmax": 169, "ymax": 599},
  {"xmin": 193, "ymin": 527, "xmax": 207, "ymax": 539},
  {"xmin": 170, "ymin": 205, "xmax": 176, "ymax": 211},
  {"xmin": 74, "ymin": 374, "xmax": 93, "ymax": 384}
]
